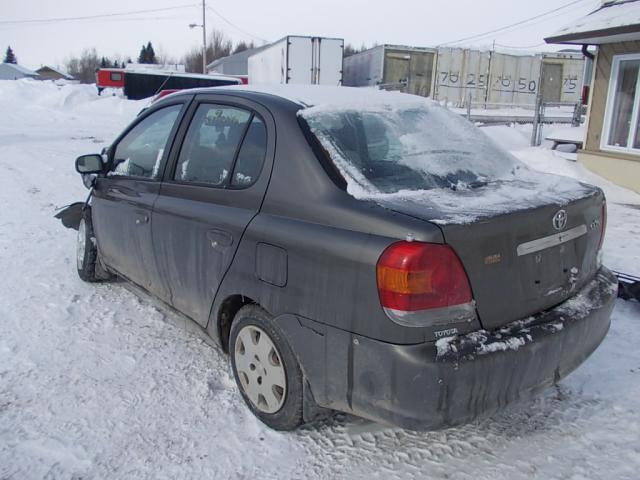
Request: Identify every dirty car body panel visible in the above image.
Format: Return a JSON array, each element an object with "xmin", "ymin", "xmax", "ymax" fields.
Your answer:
[{"xmin": 74, "ymin": 85, "xmax": 616, "ymax": 430}]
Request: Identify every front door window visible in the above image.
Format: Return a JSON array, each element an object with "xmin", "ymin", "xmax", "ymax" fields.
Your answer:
[{"xmin": 111, "ymin": 104, "xmax": 182, "ymax": 179}]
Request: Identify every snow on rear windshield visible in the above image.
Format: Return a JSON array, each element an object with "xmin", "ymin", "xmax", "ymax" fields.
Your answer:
[{"xmin": 300, "ymin": 101, "xmax": 523, "ymax": 195}]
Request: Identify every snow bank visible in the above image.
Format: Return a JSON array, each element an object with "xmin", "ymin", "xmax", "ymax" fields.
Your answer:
[
  {"xmin": 480, "ymin": 125, "xmax": 531, "ymax": 151},
  {"xmin": 0, "ymin": 78, "xmax": 143, "ymax": 117},
  {"xmin": 513, "ymin": 147, "xmax": 640, "ymax": 206}
]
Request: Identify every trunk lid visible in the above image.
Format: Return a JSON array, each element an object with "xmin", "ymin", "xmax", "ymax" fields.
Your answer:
[{"xmin": 375, "ymin": 176, "xmax": 605, "ymax": 330}]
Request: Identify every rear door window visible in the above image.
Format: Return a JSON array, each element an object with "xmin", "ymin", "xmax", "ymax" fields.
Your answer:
[
  {"xmin": 175, "ymin": 104, "xmax": 251, "ymax": 186},
  {"xmin": 230, "ymin": 116, "xmax": 267, "ymax": 187}
]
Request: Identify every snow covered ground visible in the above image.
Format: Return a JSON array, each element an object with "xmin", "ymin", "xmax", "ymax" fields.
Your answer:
[{"xmin": 0, "ymin": 80, "xmax": 639, "ymax": 479}]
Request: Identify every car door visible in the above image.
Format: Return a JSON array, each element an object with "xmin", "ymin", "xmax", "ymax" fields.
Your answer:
[
  {"xmin": 151, "ymin": 94, "xmax": 275, "ymax": 326},
  {"xmin": 92, "ymin": 99, "xmax": 189, "ymax": 295}
]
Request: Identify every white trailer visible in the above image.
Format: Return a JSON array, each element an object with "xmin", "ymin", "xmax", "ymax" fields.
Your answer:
[
  {"xmin": 248, "ymin": 36, "xmax": 344, "ymax": 85},
  {"xmin": 343, "ymin": 45, "xmax": 437, "ymax": 97}
]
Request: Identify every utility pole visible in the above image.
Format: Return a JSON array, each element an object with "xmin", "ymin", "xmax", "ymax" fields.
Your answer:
[
  {"xmin": 201, "ymin": 0, "xmax": 207, "ymax": 74},
  {"xmin": 189, "ymin": 0, "xmax": 208, "ymax": 74}
]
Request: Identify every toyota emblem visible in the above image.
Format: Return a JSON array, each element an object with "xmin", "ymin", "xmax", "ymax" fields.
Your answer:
[{"xmin": 552, "ymin": 209, "xmax": 568, "ymax": 231}]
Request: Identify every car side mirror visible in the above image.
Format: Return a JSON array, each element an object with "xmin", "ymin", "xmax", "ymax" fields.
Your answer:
[{"xmin": 75, "ymin": 154, "xmax": 105, "ymax": 174}]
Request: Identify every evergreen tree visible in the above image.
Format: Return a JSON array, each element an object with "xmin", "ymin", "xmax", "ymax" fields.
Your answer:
[
  {"xmin": 137, "ymin": 42, "xmax": 157, "ymax": 64},
  {"xmin": 138, "ymin": 44, "xmax": 147, "ymax": 63},
  {"xmin": 4, "ymin": 46, "xmax": 17, "ymax": 64},
  {"xmin": 145, "ymin": 42, "xmax": 157, "ymax": 64}
]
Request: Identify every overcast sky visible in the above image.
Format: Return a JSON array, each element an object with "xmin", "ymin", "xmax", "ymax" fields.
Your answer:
[{"xmin": 1, "ymin": 0, "xmax": 601, "ymax": 69}]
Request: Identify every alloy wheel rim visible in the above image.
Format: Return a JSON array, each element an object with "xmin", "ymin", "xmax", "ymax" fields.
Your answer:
[
  {"xmin": 234, "ymin": 325, "xmax": 286, "ymax": 414},
  {"xmin": 77, "ymin": 219, "xmax": 86, "ymax": 270}
]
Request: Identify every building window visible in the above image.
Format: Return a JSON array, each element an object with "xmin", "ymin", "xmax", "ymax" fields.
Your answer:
[
  {"xmin": 110, "ymin": 72, "xmax": 122, "ymax": 82},
  {"xmin": 603, "ymin": 54, "xmax": 640, "ymax": 154}
]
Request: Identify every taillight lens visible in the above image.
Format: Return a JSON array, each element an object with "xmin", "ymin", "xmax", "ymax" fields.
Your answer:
[
  {"xmin": 598, "ymin": 200, "xmax": 607, "ymax": 251},
  {"xmin": 377, "ymin": 241, "xmax": 473, "ymax": 313}
]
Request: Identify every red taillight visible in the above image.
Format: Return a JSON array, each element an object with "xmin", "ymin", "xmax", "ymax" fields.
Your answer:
[
  {"xmin": 598, "ymin": 201, "xmax": 607, "ymax": 250},
  {"xmin": 376, "ymin": 241, "xmax": 473, "ymax": 312}
]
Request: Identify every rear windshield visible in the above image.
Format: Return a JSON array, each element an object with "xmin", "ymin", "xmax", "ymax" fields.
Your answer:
[{"xmin": 300, "ymin": 102, "xmax": 522, "ymax": 195}]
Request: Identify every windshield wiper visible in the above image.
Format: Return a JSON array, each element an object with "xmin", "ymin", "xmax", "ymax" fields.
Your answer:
[
  {"xmin": 469, "ymin": 180, "xmax": 488, "ymax": 188},
  {"xmin": 448, "ymin": 179, "xmax": 488, "ymax": 191}
]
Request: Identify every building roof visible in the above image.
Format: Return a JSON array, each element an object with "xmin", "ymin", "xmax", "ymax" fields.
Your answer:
[
  {"xmin": 206, "ymin": 46, "xmax": 268, "ymax": 73},
  {"xmin": 545, "ymin": 0, "xmax": 640, "ymax": 45},
  {"xmin": 0, "ymin": 63, "xmax": 39, "ymax": 78},
  {"xmin": 36, "ymin": 65, "xmax": 74, "ymax": 80}
]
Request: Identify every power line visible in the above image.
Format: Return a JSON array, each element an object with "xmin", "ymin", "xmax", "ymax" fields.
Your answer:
[
  {"xmin": 441, "ymin": 0, "xmax": 591, "ymax": 46},
  {"xmin": 474, "ymin": 0, "xmax": 601, "ymax": 47},
  {"xmin": 0, "ymin": 4, "xmax": 197, "ymax": 25},
  {"xmin": 206, "ymin": 5, "xmax": 269, "ymax": 44},
  {"xmin": 0, "ymin": 15, "xmax": 196, "ymax": 29}
]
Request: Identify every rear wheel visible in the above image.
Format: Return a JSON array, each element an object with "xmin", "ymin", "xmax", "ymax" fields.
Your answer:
[
  {"xmin": 229, "ymin": 305, "xmax": 304, "ymax": 430},
  {"xmin": 76, "ymin": 208, "xmax": 100, "ymax": 282}
]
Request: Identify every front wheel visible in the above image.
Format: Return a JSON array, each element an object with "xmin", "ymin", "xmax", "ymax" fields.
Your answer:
[
  {"xmin": 229, "ymin": 305, "xmax": 304, "ymax": 431},
  {"xmin": 76, "ymin": 208, "xmax": 100, "ymax": 282}
]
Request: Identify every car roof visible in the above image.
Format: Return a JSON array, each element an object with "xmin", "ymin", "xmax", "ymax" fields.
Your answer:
[{"xmin": 164, "ymin": 84, "xmax": 428, "ymax": 110}]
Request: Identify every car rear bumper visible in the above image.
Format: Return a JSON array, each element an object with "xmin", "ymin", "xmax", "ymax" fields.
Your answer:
[
  {"xmin": 342, "ymin": 267, "xmax": 617, "ymax": 430},
  {"xmin": 280, "ymin": 267, "xmax": 618, "ymax": 430}
]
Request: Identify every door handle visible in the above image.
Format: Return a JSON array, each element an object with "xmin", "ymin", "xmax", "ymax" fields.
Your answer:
[
  {"xmin": 207, "ymin": 229, "xmax": 233, "ymax": 249},
  {"xmin": 135, "ymin": 215, "xmax": 149, "ymax": 225}
]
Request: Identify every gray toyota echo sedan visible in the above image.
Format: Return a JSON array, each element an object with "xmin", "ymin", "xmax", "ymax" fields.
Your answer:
[{"xmin": 58, "ymin": 85, "xmax": 617, "ymax": 431}]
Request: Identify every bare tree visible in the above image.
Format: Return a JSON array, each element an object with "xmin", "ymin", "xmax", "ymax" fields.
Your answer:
[
  {"xmin": 233, "ymin": 41, "xmax": 255, "ymax": 55},
  {"xmin": 154, "ymin": 45, "xmax": 177, "ymax": 66},
  {"xmin": 183, "ymin": 29, "xmax": 233, "ymax": 73},
  {"xmin": 65, "ymin": 48, "xmax": 100, "ymax": 84},
  {"xmin": 344, "ymin": 43, "xmax": 368, "ymax": 58}
]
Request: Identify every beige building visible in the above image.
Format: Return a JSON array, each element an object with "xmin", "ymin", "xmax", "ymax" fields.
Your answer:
[
  {"xmin": 35, "ymin": 66, "xmax": 74, "ymax": 81},
  {"xmin": 546, "ymin": 0, "xmax": 640, "ymax": 193}
]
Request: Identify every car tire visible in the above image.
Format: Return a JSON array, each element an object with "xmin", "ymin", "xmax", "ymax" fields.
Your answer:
[
  {"xmin": 229, "ymin": 305, "xmax": 304, "ymax": 431},
  {"xmin": 76, "ymin": 208, "xmax": 100, "ymax": 282}
]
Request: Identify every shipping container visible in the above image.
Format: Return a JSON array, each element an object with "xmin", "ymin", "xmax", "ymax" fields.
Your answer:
[
  {"xmin": 432, "ymin": 47, "xmax": 491, "ymax": 105},
  {"xmin": 344, "ymin": 44, "xmax": 585, "ymax": 107},
  {"xmin": 540, "ymin": 51, "xmax": 584, "ymax": 104},
  {"xmin": 433, "ymin": 47, "xmax": 584, "ymax": 107},
  {"xmin": 247, "ymin": 36, "xmax": 344, "ymax": 85},
  {"xmin": 343, "ymin": 45, "xmax": 437, "ymax": 96}
]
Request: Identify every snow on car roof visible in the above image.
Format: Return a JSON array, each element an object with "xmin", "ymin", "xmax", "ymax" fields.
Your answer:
[{"xmin": 217, "ymin": 84, "xmax": 429, "ymax": 109}]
